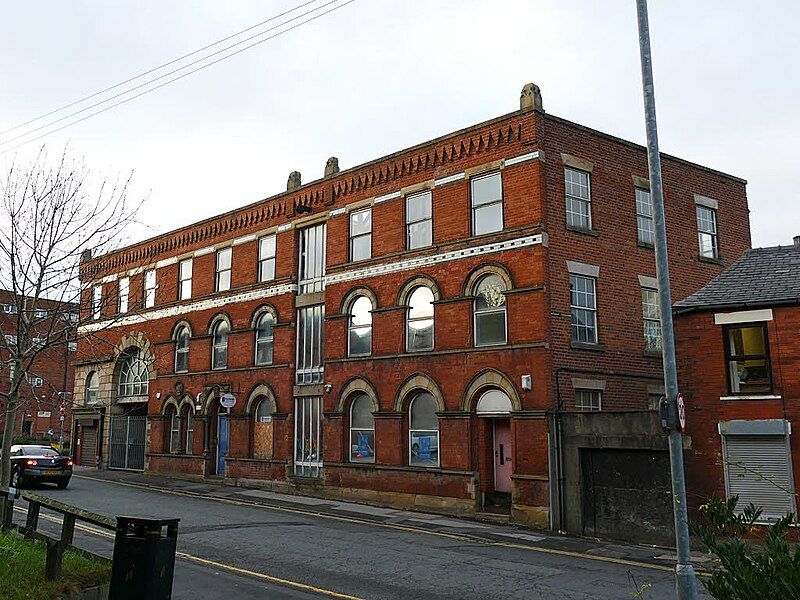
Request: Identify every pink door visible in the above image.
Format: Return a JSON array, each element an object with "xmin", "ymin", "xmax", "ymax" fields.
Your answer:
[{"xmin": 493, "ymin": 419, "xmax": 512, "ymax": 493}]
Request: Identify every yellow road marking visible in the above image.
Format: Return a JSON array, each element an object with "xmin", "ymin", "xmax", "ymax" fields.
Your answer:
[
  {"xmin": 14, "ymin": 506, "xmax": 364, "ymax": 599},
  {"xmin": 74, "ymin": 473, "xmax": 706, "ymax": 576}
]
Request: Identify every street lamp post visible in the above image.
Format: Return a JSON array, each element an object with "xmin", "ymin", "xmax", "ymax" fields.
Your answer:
[{"xmin": 634, "ymin": 1, "xmax": 697, "ymax": 598}]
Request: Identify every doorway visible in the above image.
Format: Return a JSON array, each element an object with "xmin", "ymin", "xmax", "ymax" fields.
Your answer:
[
  {"xmin": 493, "ymin": 419, "xmax": 512, "ymax": 492},
  {"xmin": 216, "ymin": 414, "xmax": 229, "ymax": 476}
]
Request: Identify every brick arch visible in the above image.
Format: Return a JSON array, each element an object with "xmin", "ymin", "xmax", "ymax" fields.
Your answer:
[
  {"xmin": 244, "ymin": 383, "xmax": 278, "ymax": 414},
  {"xmin": 336, "ymin": 377, "xmax": 379, "ymax": 413},
  {"xmin": 340, "ymin": 286, "xmax": 379, "ymax": 314},
  {"xmin": 170, "ymin": 319, "xmax": 193, "ymax": 340},
  {"xmin": 207, "ymin": 312, "xmax": 232, "ymax": 335},
  {"xmin": 460, "ymin": 369, "xmax": 522, "ymax": 412},
  {"xmin": 393, "ymin": 373, "xmax": 445, "ymax": 412},
  {"xmin": 114, "ymin": 331, "xmax": 155, "ymax": 365},
  {"xmin": 249, "ymin": 304, "xmax": 278, "ymax": 329},
  {"xmin": 461, "ymin": 262, "xmax": 514, "ymax": 297},
  {"xmin": 201, "ymin": 384, "xmax": 231, "ymax": 415},
  {"xmin": 396, "ymin": 275, "xmax": 441, "ymax": 306},
  {"xmin": 161, "ymin": 396, "xmax": 181, "ymax": 415}
]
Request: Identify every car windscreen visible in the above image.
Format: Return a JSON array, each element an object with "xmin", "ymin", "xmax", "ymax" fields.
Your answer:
[{"xmin": 21, "ymin": 446, "xmax": 60, "ymax": 456}]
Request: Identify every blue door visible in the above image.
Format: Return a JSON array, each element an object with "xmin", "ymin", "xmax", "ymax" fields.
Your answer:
[{"xmin": 217, "ymin": 415, "xmax": 229, "ymax": 475}]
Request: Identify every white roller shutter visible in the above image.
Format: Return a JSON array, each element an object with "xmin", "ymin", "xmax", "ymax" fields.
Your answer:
[{"xmin": 723, "ymin": 434, "xmax": 796, "ymax": 521}]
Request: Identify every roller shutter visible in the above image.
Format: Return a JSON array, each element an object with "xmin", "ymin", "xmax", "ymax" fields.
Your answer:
[{"xmin": 723, "ymin": 434, "xmax": 796, "ymax": 520}]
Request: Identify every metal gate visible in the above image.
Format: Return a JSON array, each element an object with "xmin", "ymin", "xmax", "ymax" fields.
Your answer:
[{"xmin": 108, "ymin": 415, "xmax": 146, "ymax": 470}]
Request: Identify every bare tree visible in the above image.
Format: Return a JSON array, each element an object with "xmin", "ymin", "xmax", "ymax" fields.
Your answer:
[{"xmin": 0, "ymin": 146, "xmax": 141, "ymax": 489}]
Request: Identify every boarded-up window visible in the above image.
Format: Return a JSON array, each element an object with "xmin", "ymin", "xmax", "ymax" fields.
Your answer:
[{"xmin": 252, "ymin": 397, "xmax": 274, "ymax": 460}]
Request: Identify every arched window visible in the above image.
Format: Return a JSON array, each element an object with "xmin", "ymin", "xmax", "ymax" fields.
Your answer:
[
  {"xmin": 211, "ymin": 320, "xmax": 229, "ymax": 370},
  {"xmin": 85, "ymin": 371, "xmax": 99, "ymax": 405},
  {"xmin": 118, "ymin": 349, "xmax": 148, "ymax": 397},
  {"xmin": 349, "ymin": 394, "xmax": 375, "ymax": 463},
  {"xmin": 254, "ymin": 313, "xmax": 274, "ymax": 366},
  {"xmin": 167, "ymin": 405, "xmax": 181, "ymax": 454},
  {"xmin": 348, "ymin": 296, "xmax": 372, "ymax": 357},
  {"xmin": 406, "ymin": 287, "xmax": 434, "ymax": 352},
  {"xmin": 409, "ymin": 392, "xmax": 439, "ymax": 467},
  {"xmin": 252, "ymin": 396, "xmax": 274, "ymax": 459},
  {"xmin": 174, "ymin": 326, "xmax": 190, "ymax": 373},
  {"xmin": 473, "ymin": 274, "xmax": 507, "ymax": 346},
  {"xmin": 181, "ymin": 404, "xmax": 194, "ymax": 454}
]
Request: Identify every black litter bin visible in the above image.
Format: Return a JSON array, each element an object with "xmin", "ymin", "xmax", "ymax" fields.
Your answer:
[{"xmin": 109, "ymin": 516, "xmax": 180, "ymax": 600}]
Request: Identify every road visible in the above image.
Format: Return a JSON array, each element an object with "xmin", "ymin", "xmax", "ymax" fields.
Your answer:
[{"xmin": 15, "ymin": 471, "xmax": 710, "ymax": 599}]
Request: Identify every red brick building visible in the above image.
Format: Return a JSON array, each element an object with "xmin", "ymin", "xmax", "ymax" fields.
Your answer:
[
  {"xmin": 0, "ymin": 290, "xmax": 76, "ymax": 445},
  {"xmin": 72, "ymin": 83, "xmax": 750, "ymax": 529},
  {"xmin": 675, "ymin": 239, "xmax": 799, "ymax": 522}
]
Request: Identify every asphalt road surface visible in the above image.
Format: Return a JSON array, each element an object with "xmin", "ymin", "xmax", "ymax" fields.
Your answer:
[{"xmin": 15, "ymin": 472, "xmax": 710, "ymax": 599}]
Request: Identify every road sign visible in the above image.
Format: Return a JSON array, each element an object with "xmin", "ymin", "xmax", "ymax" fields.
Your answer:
[
  {"xmin": 220, "ymin": 393, "xmax": 236, "ymax": 409},
  {"xmin": 676, "ymin": 392, "xmax": 686, "ymax": 432}
]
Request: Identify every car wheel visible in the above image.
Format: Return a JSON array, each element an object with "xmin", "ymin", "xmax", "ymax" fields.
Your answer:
[{"xmin": 56, "ymin": 478, "xmax": 70, "ymax": 490}]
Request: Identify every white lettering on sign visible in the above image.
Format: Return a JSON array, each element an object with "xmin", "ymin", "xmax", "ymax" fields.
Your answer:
[{"xmin": 37, "ymin": 411, "xmax": 51, "ymax": 418}]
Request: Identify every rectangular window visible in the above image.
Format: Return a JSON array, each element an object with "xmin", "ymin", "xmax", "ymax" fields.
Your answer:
[
  {"xmin": 575, "ymin": 389, "xmax": 602, "ymax": 411},
  {"xmin": 298, "ymin": 223, "xmax": 326, "ymax": 294},
  {"xmin": 294, "ymin": 396, "xmax": 323, "ymax": 477},
  {"xmin": 723, "ymin": 433, "xmax": 796, "ymax": 521},
  {"xmin": 28, "ymin": 376, "xmax": 43, "ymax": 388},
  {"xmin": 216, "ymin": 248, "xmax": 232, "ymax": 292},
  {"xmin": 32, "ymin": 337, "xmax": 45, "ymax": 348},
  {"xmin": 258, "ymin": 235, "xmax": 276, "ymax": 282},
  {"xmin": 296, "ymin": 304, "xmax": 324, "ymax": 385},
  {"xmin": 641, "ymin": 287, "xmax": 662, "ymax": 351},
  {"xmin": 144, "ymin": 269, "xmax": 156, "ymax": 308},
  {"xmin": 636, "ymin": 188, "xmax": 655, "ymax": 245},
  {"xmin": 2, "ymin": 304, "xmax": 18, "ymax": 314},
  {"xmin": 565, "ymin": 168, "xmax": 592, "ymax": 230},
  {"xmin": 4, "ymin": 334, "xmax": 17, "ymax": 346},
  {"xmin": 349, "ymin": 208, "xmax": 372, "ymax": 262},
  {"xmin": 406, "ymin": 191, "xmax": 432, "ymax": 249},
  {"xmin": 570, "ymin": 275, "xmax": 597, "ymax": 344},
  {"xmin": 471, "ymin": 172, "xmax": 503, "ymax": 236},
  {"xmin": 178, "ymin": 259, "xmax": 192, "ymax": 300},
  {"xmin": 697, "ymin": 205, "xmax": 719, "ymax": 259},
  {"xmin": 68, "ymin": 341, "xmax": 77, "ymax": 352},
  {"xmin": 92, "ymin": 285, "xmax": 102, "ymax": 320},
  {"xmin": 118, "ymin": 277, "xmax": 130, "ymax": 314},
  {"xmin": 33, "ymin": 310, "xmax": 48, "ymax": 319},
  {"xmin": 724, "ymin": 323, "xmax": 772, "ymax": 395}
]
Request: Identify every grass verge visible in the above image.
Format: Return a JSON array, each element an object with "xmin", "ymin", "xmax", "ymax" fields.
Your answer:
[{"xmin": 0, "ymin": 530, "xmax": 110, "ymax": 600}]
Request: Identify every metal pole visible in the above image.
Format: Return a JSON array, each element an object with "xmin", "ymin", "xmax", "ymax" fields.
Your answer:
[{"xmin": 634, "ymin": 2, "xmax": 697, "ymax": 598}]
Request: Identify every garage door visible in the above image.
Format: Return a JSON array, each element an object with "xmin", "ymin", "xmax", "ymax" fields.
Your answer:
[
  {"xmin": 79, "ymin": 425, "xmax": 98, "ymax": 467},
  {"xmin": 581, "ymin": 448, "xmax": 675, "ymax": 544}
]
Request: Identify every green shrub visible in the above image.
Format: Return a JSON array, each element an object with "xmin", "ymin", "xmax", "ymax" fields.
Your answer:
[{"xmin": 690, "ymin": 496, "xmax": 800, "ymax": 599}]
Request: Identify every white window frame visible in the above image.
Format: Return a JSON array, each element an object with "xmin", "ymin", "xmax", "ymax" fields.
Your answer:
[
  {"xmin": 33, "ymin": 309, "xmax": 48, "ymax": 319},
  {"xmin": 473, "ymin": 275, "xmax": 508, "ymax": 347},
  {"xmin": 85, "ymin": 371, "xmax": 99, "ymax": 405},
  {"xmin": 470, "ymin": 172, "xmax": 504, "ymax": 236},
  {"xmin": 569, "ymin": 274, "xmax": 598, "ymax": 344},
  {"xmin": 183, "ymin": 405, "xmax": 194, "ymax": 454},
  {"xmin": 258, "ymin": 235, "xmax": 276, "ymax": 282},
  {"xmin": 298, "ymin": 223, "xmax": 326, "ymax": 294},
  {"xmin": 254, "ymin": 313, "xmax": 274, "ymax": 366},
  {"xmin": 92, "ymin": 284, "xmax": 102, "ymax": 320},
  {"xmin": 635, "ymin": 188, "xmax": 655, "ymax": 245},
  {"xmin": 179, "ymin": 259, "xmax": 193, "ymax": 300},
  {"xmin": 349, "ymin": 393, "xmax": 375, "ymax": 463},
  {"xmin": 347, "ymin": 296, "xmax": 373, "ymax": 357},
  {"xmin": 641, "ymin": 287, "xmax": 662, "ymax": 351},
  {"xmin": 696, "ymin": 205, "xmax": 719, "ymax": 259},
  {"xmin": 296, "ymin": 305, "xmax": 324, "ymax": 384},
  {"xmin": 144, "ymin": 269, "xmax": 157, "ymax": 308},
  {"xmin": 349, "ymin": 208, "xmax": 372, "ymax": 262},
  {"xmin": 408, "ymin": 393, "xmax": 440, "ymax": 467},
  {"xmin": 575, "ymin": 389, "xmax": 602, "ymax": 411},
  {"xmin": 215, "ymin": 248, "xmax": 232, "ymax": 292},
  {"xmin": 174, "ymin": 326, "xmax": 190, "ymax": 373},
  {"xmin": 169, "ymin": 409, "xmax": 181, "ymax": 454},
  {"xmin": 118, "ymin": 277, "xmax": 130, "ymax": 314},
  {"xmin": 294, "ymin": 396, "xmax": 323, "ymax": 477},
  {"xmin": 117, "ymin": 350, "xmax": 149, "ymax": 397},
  {"xmin": 2, "ymin": 304, "xmax": 18, "ymax": 314},
  {"xmin": 565, "ymin": 167, "xmax": 592, "ymax": 230},
  {"xmin": 405, "ymin": 286, "xmax": 435, "ymax": 352},
  {"xmin": 406, "ymin": 191, "xmax": 432, "ymax": 250},
  {"xmin": 211, "ymin": 320, "xmax": 229, "ymax": 370}
]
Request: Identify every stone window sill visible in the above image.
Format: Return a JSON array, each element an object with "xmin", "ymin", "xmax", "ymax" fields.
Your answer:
[
  {"xmin": 570, "ymin": 341, "xmax": 605, "ymax": 352},
  {"xmin": 565, "ymin": 225, "xmax": 599, "ymax": 237},
  {"xmin": 720, "ymin": 394, "xmax": 782, "ymax": 401},
  {"xmin": 699, "ymin": 255, "xmax": 725, "ymax": 266},
  {"xmin": 637, "ymin": 240, "xmax": 655, "ymax": 249},
  {"xmin": 643, "ymin": 349, "xmax": 663, "ymax": 358}
]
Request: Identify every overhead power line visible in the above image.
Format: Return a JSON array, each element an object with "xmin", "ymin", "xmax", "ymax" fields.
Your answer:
[{"xmin": 0, "ymin": 0, "xmax": 355, "ymax": 154}]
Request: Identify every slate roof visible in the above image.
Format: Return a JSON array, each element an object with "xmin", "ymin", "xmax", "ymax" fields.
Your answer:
[{"xmin": 674, "ymin": 243, "xmax": 800, "ymax": 312}]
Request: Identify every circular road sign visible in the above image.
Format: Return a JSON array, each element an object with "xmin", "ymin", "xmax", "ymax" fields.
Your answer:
[
  {"xmin": 220, "ymin": 393, "xmax": 236, "ymax": 409},
  {"xmin": 676, "ymin": 392, "xmax": 686, "ymax": 432}
]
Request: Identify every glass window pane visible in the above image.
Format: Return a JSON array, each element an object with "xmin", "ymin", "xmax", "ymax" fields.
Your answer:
[
  {"xmin": 408, "ymin": 287, "xmax": 434, "ymax": 319},
  {"xmin": 407, "ymin": 220, "xmax": 432, "ymax": 249},
  {"xmin": 257, "ymin": 314, "xmax": 274, "ymax": 338},
  {"xmin": 349, "ymin": 327, "xmax": 371, "ymax": 356},
  {"xmin": 350, "ymin": 394, "xmax": 374, "ymax": 429},
  {"xmin": 407, "ymin": 320, "xmax": 433, "ymax": 351},
  {"xmin": 566, "ymin": 197, "xmax": 591, "ymax": 229},
  {"xmin": 410, "ymin": 393, "xmax": 438, "ymax": 429},
  {"xmin": 260, "ymin": 257, "xmax": 275, "ymax": 282},
  {"xmin": 410, "ymin": 432, "xmax": 439, "ymax": 466},
  {"xmin": 350, "ymin": 234, "xmax": 371, "ymax": 261},
  {"xmin": 475, "ymin": 275, "xmax": 506, "ymax": 311},
  {"xmin": 565, "ymin": 168, "xmax": 590, "ymax": 200},
  {"xmin": 406, "ymin": 192, "xmax": 431, "ymax": 222},
  {"xmin": 471, "ymin": 172, "xmax": 502, "ymax": 207},
  {"xmin": 476, "ymin": 311, "xmax": 506, "ymax": 346},
  {"xmin": 350, "ymin": 429, "xmax": 375, "ymax": 462},
  {"xmin": 256, "ymin": 341, "xmax": 273, "ymax": 365},
  {"xmin": 728, "ymin": 326, "xmax": 766, "ymax": 357},
  {"xmin": 728, "ymin": 359, "xmax": 772, "ymax": 393},
  {"xmin": 259, "ymin": 236, "xmax": 276, "ymax": 260},
  {"xmin": 472, "ymin": 203, "xmax": 503, "ymax": 235},
  {"xmin": 350, "ymin": 209, "xmax": 372, "ymax": 236},
  {"xmin": 350, "ymin": 297, "xmax": 372, "ymax": 326},
  {"xmin": 217, "ymin": 248, "xmax": 232, "ymax": 270}
]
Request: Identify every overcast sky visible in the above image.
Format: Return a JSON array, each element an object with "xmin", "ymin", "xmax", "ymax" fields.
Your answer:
[{"xmin": 1, "ymin": 1, "xmax": 797, "ymax": 249}]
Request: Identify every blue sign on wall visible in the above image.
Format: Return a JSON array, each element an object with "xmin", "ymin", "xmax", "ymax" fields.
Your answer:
[
  {"xmin": 419, "ymin": 435, "xmax": 431, "ymax": 460},
  {"xmin": 357, "ymin": 433, "xmax": 370, "ymax": 457}
]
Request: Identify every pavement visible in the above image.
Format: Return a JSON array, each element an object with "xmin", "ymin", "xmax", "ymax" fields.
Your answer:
[{"xmin": 12, "ymin": 466, "xmax": 713, "ymax": 599}]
